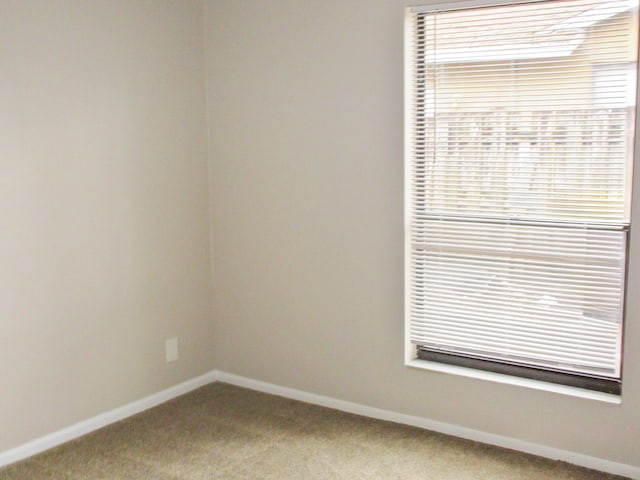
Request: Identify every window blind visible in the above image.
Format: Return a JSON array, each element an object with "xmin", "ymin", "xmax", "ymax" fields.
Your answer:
[{"xmin": 406, "ymin": 0, "xmax": 638, "ymax": 390}]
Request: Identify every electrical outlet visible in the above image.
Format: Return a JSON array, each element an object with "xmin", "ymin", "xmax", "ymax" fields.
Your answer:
[{"xmin": 166, "ymin": 337, "xmax": 178, "ymax": 363}]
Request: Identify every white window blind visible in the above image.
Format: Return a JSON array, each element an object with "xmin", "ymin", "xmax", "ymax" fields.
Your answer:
[{"xmin": 406, "ymin": 0, "xmax": 638, "ymax": 389}]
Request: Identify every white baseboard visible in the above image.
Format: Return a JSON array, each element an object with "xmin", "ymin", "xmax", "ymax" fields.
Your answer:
[
  {"xmin": 216, "ymin": 371, "xmax": 640, "ymax": 480},
  {"xmin": 0, "ymin": 370, "xmax": 219, "ymax": 469},
  {"xmin": 2, "ymin": 369, "xmax": 638, "ymax": 479}
]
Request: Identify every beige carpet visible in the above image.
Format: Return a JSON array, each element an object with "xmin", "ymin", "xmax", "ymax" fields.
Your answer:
[{"xmin": 0, "ymin": 383, "xmax": 628, "ymax": 479}]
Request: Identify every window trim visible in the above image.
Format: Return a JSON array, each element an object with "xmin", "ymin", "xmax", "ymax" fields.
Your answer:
[
  {"xmin": 403, "ymin": 1, "xmax": 638, "ymax": 398},
  {"xmin": 405, "ymin": 357, "xmax": 623, "ymax": 403}
]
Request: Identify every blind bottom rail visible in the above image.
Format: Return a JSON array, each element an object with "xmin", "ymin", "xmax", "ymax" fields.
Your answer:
[{"xmin": 417, "ymin": 347, "xmax": 621, "ymax": 395}]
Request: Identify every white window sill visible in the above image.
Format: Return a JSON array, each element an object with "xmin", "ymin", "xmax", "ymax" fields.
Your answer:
[{"xmin": 406, "ymin": 358, "xmax": 622, "ymax": 404}]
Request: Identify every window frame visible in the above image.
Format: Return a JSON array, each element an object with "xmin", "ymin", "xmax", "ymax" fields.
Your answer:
[{"xmin": 403, "ymin": 0, "xmax": 639, "ymax": 399}]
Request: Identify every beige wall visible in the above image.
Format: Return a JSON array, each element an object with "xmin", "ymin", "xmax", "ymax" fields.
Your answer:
[
  {"xmin": 0, "ymin": 0, "xmax": 214, "ymax": 452},
  {"xmin": 205, "ymin": 0, "xmax": 640, "ymax": 469}
]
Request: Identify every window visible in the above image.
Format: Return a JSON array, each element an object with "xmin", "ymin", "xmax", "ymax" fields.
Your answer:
[{"xmin": 405, "ymin": 0, "xmax": 639, "ymax": 395}]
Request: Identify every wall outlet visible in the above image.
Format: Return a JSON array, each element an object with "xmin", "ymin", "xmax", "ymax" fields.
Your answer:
[{"xmin": 166, "ymin": 337, "xmax": 178, "ymax": 363}]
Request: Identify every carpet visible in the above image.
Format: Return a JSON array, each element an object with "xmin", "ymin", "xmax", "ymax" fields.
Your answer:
[{"xmin": 0, "ymin": 383, "xmax": 628, "ymax": 479}]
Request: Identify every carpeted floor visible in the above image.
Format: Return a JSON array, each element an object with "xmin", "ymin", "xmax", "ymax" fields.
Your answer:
[{"xmin": 0, "ymin": 383, "xmax": 629, "ymax": 479}]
